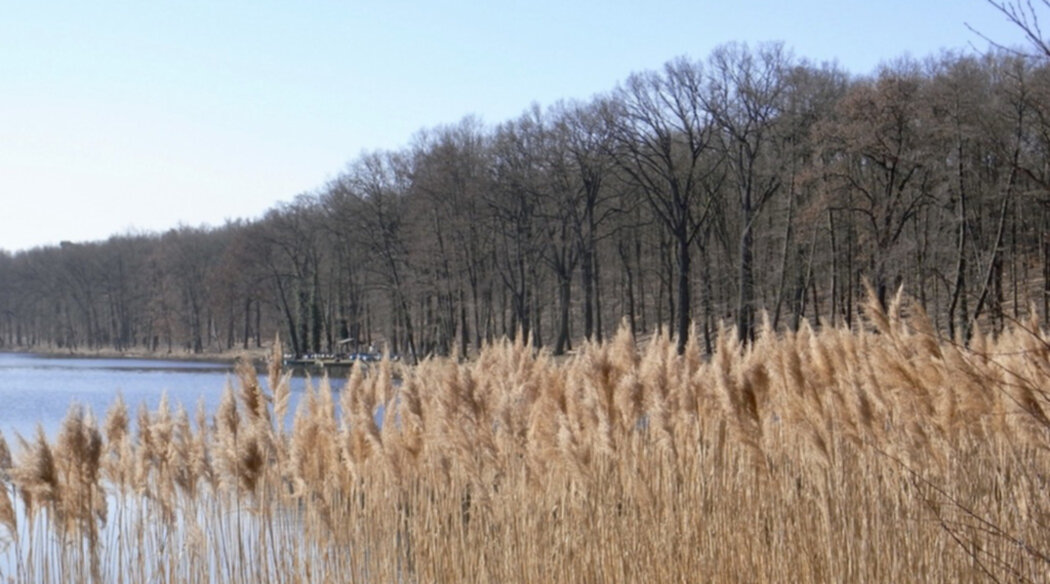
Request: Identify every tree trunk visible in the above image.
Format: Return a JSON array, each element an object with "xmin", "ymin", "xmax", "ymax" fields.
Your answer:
[
  {"xmin": 737, "ymin": 193, "xmax": 755, "ymax": 343},
  {"xmin": 676, "ymin": 228, "xmax": 691, "ymax": 355},
  {"xmin": 582, "ymin": 246, "xmax": 595, "ymax": 340},
  {"xmin": 554, "ymin": 273, "xmax": 572, "ymax": 355},
  {"xmin": 947, "ymin": 150, "xmax": 968, "ymax": 340}
]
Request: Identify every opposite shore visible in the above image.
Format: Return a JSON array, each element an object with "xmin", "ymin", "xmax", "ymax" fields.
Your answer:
[{"xmin": 0, "ymin": 344, "xmax": 271, "ymax": 366}]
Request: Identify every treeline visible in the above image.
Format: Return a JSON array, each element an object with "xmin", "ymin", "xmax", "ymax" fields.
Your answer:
[{"xmin": 3, "ymin": 44, "xmax": 1050, "ymax": 357}]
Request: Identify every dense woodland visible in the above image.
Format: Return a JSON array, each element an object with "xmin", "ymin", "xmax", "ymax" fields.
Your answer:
[{"xmin": 4, "ymin": 41, "xmax": 1050, "ymax": 358}]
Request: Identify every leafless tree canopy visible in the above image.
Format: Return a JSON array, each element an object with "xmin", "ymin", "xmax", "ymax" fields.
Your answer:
[
  {"xmin": 978, "ymin": 0, "xmax": 1050, "ymax": 57},
  {"xmin": 3, "ymin": 35, "xmax": 1050, "ymax": 357}
]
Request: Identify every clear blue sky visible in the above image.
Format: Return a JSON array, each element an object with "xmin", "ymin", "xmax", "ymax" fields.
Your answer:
[{"xmin": 0, "ymin": 0, "xmax": 1030, "ymax": 252}]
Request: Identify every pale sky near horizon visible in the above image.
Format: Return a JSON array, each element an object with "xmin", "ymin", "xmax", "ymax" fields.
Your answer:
[{"xmin": 0, "ymin": 0, "xmax": 1033, "ymax": 253}]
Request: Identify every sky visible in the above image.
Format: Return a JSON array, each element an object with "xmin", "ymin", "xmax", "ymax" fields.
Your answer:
[{"xmin": 0, "ymin": 0, "xmax": 1034, "ymax": 253}]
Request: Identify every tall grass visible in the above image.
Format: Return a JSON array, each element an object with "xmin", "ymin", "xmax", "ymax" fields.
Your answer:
[{"xmin": 1, "ymin": 292, "xmax": 1048, "ymax": 582}]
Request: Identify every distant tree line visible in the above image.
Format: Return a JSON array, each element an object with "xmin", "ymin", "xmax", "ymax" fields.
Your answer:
[{"xmin": 3, "ymin": 44, "xmax": 1050, "ymax": 357}]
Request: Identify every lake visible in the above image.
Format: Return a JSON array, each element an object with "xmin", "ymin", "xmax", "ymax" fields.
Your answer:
[{"xmin": 0, "ymin": 352, "xmax": 346, "ymax": 442}]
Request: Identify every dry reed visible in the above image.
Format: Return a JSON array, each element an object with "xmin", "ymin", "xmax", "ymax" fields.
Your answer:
[{"xmin": 1, "ymin": 295, "xmax": 1049, "ymax": 582}]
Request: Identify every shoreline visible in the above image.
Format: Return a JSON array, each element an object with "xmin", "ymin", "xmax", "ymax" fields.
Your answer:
[{"xmin": 1, "ymin": 344, "xmax": 271, "ymax": 366}]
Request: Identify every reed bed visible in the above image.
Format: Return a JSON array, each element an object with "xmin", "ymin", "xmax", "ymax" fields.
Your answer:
[{"xmin": 1, "ymin": 291, "xmax": 1049, "ymax": 583}]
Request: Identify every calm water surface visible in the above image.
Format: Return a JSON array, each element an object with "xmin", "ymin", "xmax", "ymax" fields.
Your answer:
[{"xmin": 0, "ymin": 352, "xmax": 346, "ymax": 441}]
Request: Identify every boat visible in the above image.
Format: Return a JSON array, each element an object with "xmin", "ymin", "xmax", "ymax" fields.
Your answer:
[{"xmin": 282, "ymin": 352, "xmax": 384, "ymax": 369}]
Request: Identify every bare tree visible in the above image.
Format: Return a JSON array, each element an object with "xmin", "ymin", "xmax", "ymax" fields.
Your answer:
[
  {"xmin": 976, "ymin": 1, "xmax": 1050, "ymax": 58},
  {"xmin": 409, "ymin": 117, "xmax": 495, "ymax": 355},
  {"xmin": 489, "ymin": 109, "xmax": 548, "ymax": 344},
  {"xmin": 553, "ymin": 99, "xmax": 619, "ymax": 343},
  {"xmin": 813, "ymin": 62, "xmax": 935, "ymax": 309},
  {"xmin": 704, "ymin": 42, "xmax": 790, "ymax": 341},
  {"xmin": 340, "ymin": 152, "xmax": 420, "ymax": 361},
  {"xmin": 607, "ymin": 58, "xmax": 723, "ymax": 354}
]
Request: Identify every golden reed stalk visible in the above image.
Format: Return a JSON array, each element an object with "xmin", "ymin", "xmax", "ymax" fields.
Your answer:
[{"xmin": 1, "ymin": 296, "xmax": 1048, "ymax": 582}]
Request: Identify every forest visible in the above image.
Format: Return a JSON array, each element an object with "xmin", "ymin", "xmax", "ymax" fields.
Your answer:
[{"xmin": 3, "ymin": 42, "xmax": 1050, "ymax": 359}]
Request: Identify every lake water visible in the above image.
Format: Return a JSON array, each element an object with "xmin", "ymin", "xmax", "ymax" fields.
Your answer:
[
  {"xmin": 0, "ymin": 352, "xmax": 346, "ymax": 442},
  {"xmin": 0, "ymin": 353, "xmax": 367, "ymax": 582}
]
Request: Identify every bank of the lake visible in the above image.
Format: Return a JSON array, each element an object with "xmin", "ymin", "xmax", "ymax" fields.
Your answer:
[{"xmin": 2, "ymin": 343, "xmax": 270, "ymax": 365}]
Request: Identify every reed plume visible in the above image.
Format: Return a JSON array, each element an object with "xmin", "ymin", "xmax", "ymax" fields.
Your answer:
[
  {"xmin": 0, "ymin": 431, "xmax": 14, "ymax": 539},
  {"xmin": 10, "ymin": 426, "xmax": 59, "ymax": 520},
  {"xmin": 0, "ymin": 432, "xmax": 10, "ymax": 480},
  {"xmin": 269, "ymin": 338, "xmax": 292, "ymax": 436},
  {"xmin": 2, "ymin": 300, "xmax": 1050, "ymax": 583},
  {"xmin": 237, "ymin": 358, "xmax": 270, "ymax": 426}
]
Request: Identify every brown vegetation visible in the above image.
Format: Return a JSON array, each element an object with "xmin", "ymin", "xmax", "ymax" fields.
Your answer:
[{"xmin": 0, "ymin": 293, "xmax": 1048, "ymax": 582}]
